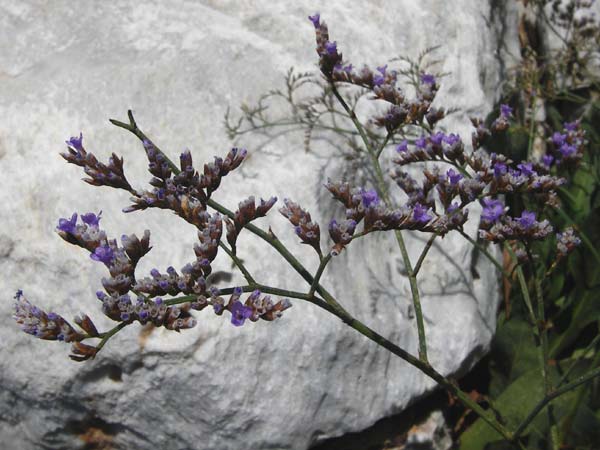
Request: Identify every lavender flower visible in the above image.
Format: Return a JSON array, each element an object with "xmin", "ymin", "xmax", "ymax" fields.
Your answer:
[
  {"xmin": 500, "ymin": 104, "xmax": 513, "ymax": 118},
  {"xmin": 57, "ymin": 213, "xmax": 78, "ymax": 234},
  {"xmin": 412, "ymin": 203, "xmax": 431, "ymax": 223},
  {"xmin": 542, "ymin": 154, "xmax": 554, "ymax": 168},
  {"xmin": 396, "ymin": 140, "xmax": 409, "ymax": 153},
  {"xmin": 446, "ymin": 169, "xmax": 463, "ymax": 186},
  {"xmin": 360, "ymin": 188, "xmax": 379, "ymax": 209},
  {"xmin": 13, "ymin": 291, "xmax": 84, "ymax": 342},
  {"xmin": 230, "ymin": 301, "xmax": 253, "ymax": 326},
  {"xmin": 481, "ymin": 198, "xmax": 505, "ymax": 223},
  {"xmin": 556, "ymin": 227, "xmax": 581, "ymax": 257},
  {"xmin": 66, "ymin": 132, "xmax": 84, "ymax": 151},
  {"xmin": 279, "ymin": 199, "xmax": 321, "ymax": 254},
  {"xmin": 308, "ymin": 13, "xmax": 320, "ymax": 28},
  {"xmin": 518, "ymin": 211, "xmax": 537, "ymax": 229},
  {"xmin": 420, "ymin": 73, "xmax": 436, "ymax": 85},
  {"xmin": 90, "ymin": 244, "xmax": 115, "ymax": 265},
  {"xmin": 81, "ymin": 211, "xmax": 102, "ymax": 227}
]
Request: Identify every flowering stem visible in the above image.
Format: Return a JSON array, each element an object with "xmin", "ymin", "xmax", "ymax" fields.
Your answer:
[
  {"xmin": 459, "ymin": 230, "xmax": 511, "ymax": 278},
  {"xmin": 308, "ymin": 253, "xmax": 332, "ymax": 298},
  {"xmin": 110, "ymin": 110, "xmax": 514, "ymax": 439},
  {"xmin": 110, "ymin": 111, "xmax": 180, "ymax": 173},
  {"xmin": 413, "ymin": 234, "xmax": 436, "ymax": 276},
  {"xmin": 95, "ymin": 322, "xmax": 129, "ymax": 353},
  {"xmin": 218, "ymin": 241, "xmax": 256, "ymax": 284},
  {"xmin": 525, "ymin": 245, "xmax": 559, "ymax": 450},
  {"xmin": 323, "ymin": 304, "xmax": 514, "ymax": 442},
  {"xmin": 329, "ymin": 83, "xmax": 429, "ymax": 362},
  {"xmin": 110, "ymin": 111, "xmax": 350, "ymax": 317},
  {"xmin": 375, "ymin": 131, "xmax": 393, "ymax": 159}
]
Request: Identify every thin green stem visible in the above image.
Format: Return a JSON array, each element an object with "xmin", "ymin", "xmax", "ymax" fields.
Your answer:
[
  {"xmin": 459, "ymin": 230, "xmax": 511, "ymax": 278},
  {"xmin": 109, "ymin": 109, "xmax": 515, "ymax": 440},
  {"xmin": 309, "ymin": 253, "xmax": 332, "ymax": 298},
  {"xmin": 525, "ymin": 245, "xmax": 558, "ymax": 450},
  {"xmin": 413, "ymin": 235, "xmax": 436, "ymax": 276},
  {"xmin": 329, "ymin": 84, "xmax": 429, "ymax": 362},
  {"xmin": 96, "ymin": 322, "xmax": 129, "ymax": 352},
  {"xmin": 507, "ymin": 246, "xmax": 538, "ymax": 332},
  {"xmin": 375, "ymin": 131, "xmax": 393, "ymax": 159},
  {"xmin": 513, "ymin": 365, "xmax": 600, "ymax": 439},
  {"xmin": 219, "ymin": 241, "xmax": 256, "ymax": 284},
  {"xmin": 557, "ymin": 333, "xmax": 600, "ymax": 387},
  {"xmin": 110, "ymin": 110, "xmax": 350, "ymax": 318}
]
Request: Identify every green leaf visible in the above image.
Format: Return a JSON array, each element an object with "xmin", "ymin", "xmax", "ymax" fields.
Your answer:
[
  {"xmin": 460, "ymin": 369, "xmax": 545, "ymax": 450},
  {"xmin": 550, "ymin": 291, "xmax": 600, "ymax": 359}
]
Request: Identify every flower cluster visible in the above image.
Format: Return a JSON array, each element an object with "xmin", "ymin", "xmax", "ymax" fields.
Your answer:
[
  {"xmin": 13, "ymin": 290, "xmax": 85, "ymax": 343},
  {"xmin": 279, "ymin": 199, "xmax": 322, "ymax": 254},
  {"xmin": 479, "ymin": 210, "xmax": 553, "ymax": 242},
  {"xmin": 325, "ymin": 180, "xmax": 468, "ymax": 255},
  {"xmin": 14, "ymin": 127, "xmax": 293, "ymax": 361},
  {"xmin": 97, "ymin": 292, "xmax": 197, "ymax": 330},
  {"xmin": 226, "ymin": 196, "xmax": 278, "ymax": 251},
  {"xmin": 61, "ymin": 134, "xmax": 133, "ymax": 191},
  {"xmin": 556, "ymin": 227, "xmax": 581, "ymax": 257},
  {"xmin": 190, "ymin": 288, "xmax": 292, "ymax": 326},
  {"xmin": 543, "ymin": 121, "xmax": 586, "ymax": 169},
  {"xmin": 309, "ymin": 14, "xmax": 443, "ymax": 132}
]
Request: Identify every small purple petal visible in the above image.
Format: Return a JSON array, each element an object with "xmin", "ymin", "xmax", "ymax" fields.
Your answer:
[
  {"xmin": 230, "ymin": 301, "xmax": 253, "ymax": 327},
  {"xmin": 396, "ymin": 140, "xmax": 409, "ymax": 153},
  {"xmin": 57, "ymin": 213, "xmax": 78, "ymax": 234},
  {"xmin": 66, "ymin": 133, "xmax": 83, "ymax": 151},
  {"xmin": 81, "ymin": 211, "xmax": 102, "ymax": 228},
  {"xmin": 420, "ymin": 73, "xmax": 436, "ymax": 85}
]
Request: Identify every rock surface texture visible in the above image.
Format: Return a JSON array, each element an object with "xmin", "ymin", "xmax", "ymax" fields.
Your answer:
[{"xmin": 1, "ymin": 1, "xmax": 517, "ymax": 449}]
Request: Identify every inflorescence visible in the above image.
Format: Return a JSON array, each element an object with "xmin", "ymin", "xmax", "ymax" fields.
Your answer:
[{"xmin": 13, "ymin": 13, "xmax": 583, "ymax": 361}]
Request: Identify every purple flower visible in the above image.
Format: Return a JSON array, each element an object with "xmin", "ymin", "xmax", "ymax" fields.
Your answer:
[
  {"xmin": 373, "ymin": 74, "xmax": 385, "ymax": 86},
  {"xmin": 552, "ymin": 132, "xmax": 566, "ymax": 146},
  {"xmin": 446, "ymin": 169, "xmax": 463, "ymax": 186},
  {"xmin": 81, "ymin": 211, "xmax": 102, "ymax": 228},
  {"xmin": 518, "ymin": 211, "xmax": 537, "ymax": 229},
  {"xmin": 557, "ymin": 227, "xmax": 581, "ymax": 257},
  {"xmin": 415, "ymin": 136, "xmax": 428, "ymax": 149},
  {"xmin": 542, "ymin": 154, "xmax": 554, "ymax": 167},
  {"xmin": 396, "ymin": 140, "xmax": 409, "ymax": 153},
  {"xmin": 500, "ymin": 104, "xmax": 513, "ymax": 118},
  {"xmin": 376, "ymin": 64, "xmax": 387, "ymax": 75},
  {"xmin": 443, "ymin": 133, "xmax": 461, "ymax": 146},
  {"xmin": 57, "ymin": 213, "xmax": 78, "ymax": 234},
  {"xmin": 420, "ymin": 73, "xmax": 436, "ymax": 85},
  {"xmin": 517, "ymin": 162, "xmax": 536, "ymax": 177},
  {"xmin": 481, "ymin": 198, "xmax": 505, "ymax": 223},
  {"xmin": 324, "ymin": 41, "xmax": 337, "ymax": 55},
  {"xmin": 560, "ymin": 144, "xmax": 577, "ymax": 157},
  {"xmin": 66, "ymin": 133, "xmax": 83, "ymax": 151},
  {"xmin": 412, "ymin": 203, "xmax": 431, "ymax": 223},
  {"xmin": 360, "ymin": 188, "xmax": 379, "ymax": 208},
  {"xmin": 90, "ymin": 244, "xmax": 114, "ymax": 265},
  {"xmin": 308, "ymin": 13, "xmax": 320, "ymax": 28},
  {"xmin": 431, "ymin": 132, "xmax": 445, "ymax": 146},
  {"xmin": 564, "ymin": 121, "xmax": 578, "ymax": 132},
  {"xmin": 493, "ymin": 162, "xmax": 507, "ymax": 177},
  {"xmin": 230, "ymin": 301, "xmax": 253, "ymax": 326}
]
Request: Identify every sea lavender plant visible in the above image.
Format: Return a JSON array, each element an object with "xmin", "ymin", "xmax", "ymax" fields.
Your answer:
[{"xmin": 14, "ymin": 11, "xmax": 600, "ymax": 450}]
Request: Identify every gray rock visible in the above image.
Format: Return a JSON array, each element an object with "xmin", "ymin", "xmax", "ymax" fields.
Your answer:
[{"xmin": 0, "ymin": 1, "xmax": 514, "ymax": 449}]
